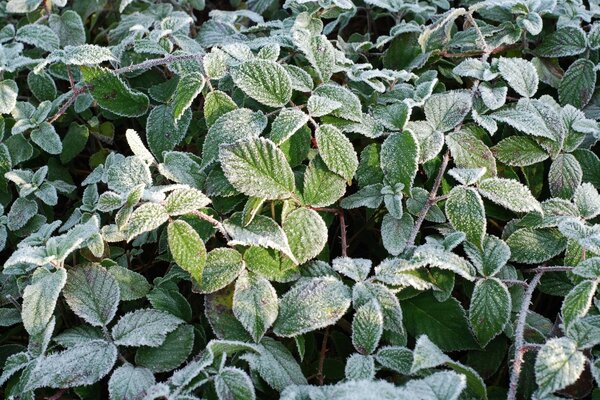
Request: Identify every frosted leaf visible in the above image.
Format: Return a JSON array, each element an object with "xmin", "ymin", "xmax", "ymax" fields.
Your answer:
[
  {"xmin": 273, "ymin": 277, "xmax": 351, "ymax": 337},
  {"xmin": 453, "ymin": 58, "xmax": 496, "ymax": 80},
  {"xmin": 507, "ymin": 228, "xmax": 567, "ymax": 264},
  {"xmin": 405, "ymin": 121, "xmax": 443, "ymax": 163},
  {"xmin": 535, "ymin": 26, "xmax": 587, "ymax": 57},
  {"xmin": 159, "ymin": 151, "xmax": 205, "ymax": 189},
  {"xmin": 16, "ymin": 24, "xmax": 59, "ymax": 52},
  {"xmin": 574, "ymin": 183, "xmax": 600, "ymax": 220},
  {"xmin": 126, "ymin": 203, "xmax": 169, "ymax": 241},
  {"xmin": 352, "ymin": 300, "xmax": 383, "ymax": 355},
  {"xmin": 345, "ymin": 354, "xmax": 375, "ymax": 381},
  {"xmin": 293, "ymin": 30, "xmax": 336, "ymax": 82},
  {"xmin": 411, "ymin": 246, "xmax": 476, "ymax": 281},
  {"xmin": 375, "ymin": 346, "xmax": 413, "ymax": 375},
  {"xmin": 340, "ymin": 184, "xmax": 384, "ymax": 209},
  {"xmin": 380, "ymin": 131, "xmax": 419, "ymax": 190},
  {"xmin": 284, "ymin": 64, "xmax": 314, "ymax": 92},
  {"xmin": 233, "ymin": 270, "xmax": 278, "ymax": 342},
  {"xmin": 448, "ymin": 168, "xmax": 486, "ymax": 186},
  {"xmin": 135, "ymin": 324, "xmax": 194, "ymax": 373},
  {"xmin": 164, "ymin": 187, "xmax": 211, "ymax": 216},
  {"xmin": 108, "ymin": 364, "xmax": 155, "ymax": 400},
  {"xmin": 111, "ymin": 309, "xmax": 183, "ymax": 347},
  {"xmin": 497, "ymin": 57, "xmax": 539, "ymax": 98},
  {"xmin": 106, "ymin": 263, "xmax": 151, "ymax": 301},
  {"xmin": 106, "ymin": 156, "xmax": 152, "ymax": 194},
  {"xmin": 535, "ymin": 338, "xmax": 585, "ymax": 396},
  {"xmin": 468, "ymin": 278, "xmax": 511, "ymax": 346},
  {"xmin": 215, "ymin": 367, "xmax": 256, "ymax": 400},
  {"xmin": 374, "ymin": 258, "xmax": 437, "ymax": 290},
  {"xmin": 0, "ymin": 80, "xmax": 18, "ymax": 114},
  {"xmin": 170, "ymin": 72, "xmax": 204, "ymax": 122},
  {"xmin": 463, "ymin": 235, "xmax": 510, "ymax": 277},
  {"xmin": 548, "ymin": 154, "xmax": 582, "ymax": 199},
  {"xmin": 31, "ymin": 122, "xmax": 62, "ymax": 155},
  {"xmin": 48, "ymin": 11, "xmax": 85, "ymax": 47},
  {"xmin": 269, "ymin": 108, "xmax": 309, "ymax": 145},
  {"xmin": 410, "ymin": 335, "xmax": 450, "ymax": 373},
  {"xmin": 571, "ymin": 257, "xmax": 600, "ymax": 279},
  {"xmin": 352, "ymin": 281, "xmax": 404, "ymax": 335},
  {"xmin": 231, "ymin": 59, "xmax": 292, "ymax": 107},
  {"xmin": 559, "ymin": 59, "xmax": 595, "ymax": 108},
  {"xmin": 401, "ymin": 371, "xmax": 466, "ymax": 400},
  {"xmin": 313, "ymin": 83, "xmax": 362, "ymax": 122},
  {"xmin": 315, "ymin": 124, "xmax": 358, "ymax": 182},
  {"xmin": 61, "ymin": 45, "xmax": 115, "ymax": 65},
  {"xmin": 219, "ymin": 137, "xmax": 295, "ymax": 200},
  {"xmin": 243, "ymin": 337, "xmax": 307, "ymax": 391},
  {"xmin": 307, "ymin": 94, "xmax": 341, "ymax": 117},
  {"xmin": 332, "ymin": 257, "xmax": 372, "ymax": 282},
  {"xmin": 492, "ymin": 98, "xmax": 565, "ymax": 141},
  {"xmin": 7, "ymin": 197, "xmax": 38, "ymax": 231},
  {"xmin": 561, "ymin": 280, "xmax": 598, "ymax": 328},
  {"xmin": 492, "ymin": 135, "xmax": 549, "ymax": 167},
  {"xmin": 424, "ymin": 90, "xmax": 472, "ymax": 132},
  {"xmin": 195, "ymin": 248, "xmax": 244, "ymax": 294},
  {"xmin": 168, "ymin": 220, "xmax": 206, "ymax": 283},
  {"xmin": 6, "ymin": 0, "xmax": 44, "ymax": 13},
  {"xmin": 63, "ymin": 265, "xmax": 120, "ymax": 327},
  {"xmin": 22, "ymin": 268, "xmax": 67, "ymax": 335},
  {"xmin": 446, "ymin": 128, "xmax": 496, "ymax": 178},
  {"xmin": 224, "ymin": 213, "xmax": 296, "ymax": 263},
  {"xmin": 146, "ymin": 104, "xmax": 192, "ymax": 161},
  {"xmin": 283, "ymin": 207, "xmax": 327, "ymax": 264},
  {"xmin": 478, "ymin": 177, "xmax": 542, "ymax": 213},
  {"xmin": 445, "ymin": 186, "xmax": 486, "ymax": 248},
  {"xmin": 478, "ymin": 82, "xmax": 507, "ymax": 110},
  {"xmin": 381, "ymin": 213, "xmax": 413, "ymax": 256},
  {"xmin": 26, "ymin": 340, "xmax": 117, "ymax": 390},
  {"xmin": 81, "ymin": 66, "xmax": 149, "ymax": 117},
  {"xmin": 125, "ymin": 129, "xmax": 155, "ymax": 164}
]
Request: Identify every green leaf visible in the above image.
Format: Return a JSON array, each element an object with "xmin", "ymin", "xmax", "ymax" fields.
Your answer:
[
  {"xmin": 382, "ymin": 213, "xmax": 413, "ymax": 256},
  {"xmin": 6, "ymin": 0, "xmax": 43, "ymax": 13},
  {"xmin": 22, "ymin": 268, "xmax": 67, "ymax": 335},
  {"xmin": 7, "ymin": 197, "xmax": 38, "ymax": 231},
  {"xmin": 135, "ymin": 324, "xmax": 194, "ymax": 373},
  {"xmin": 127, "ymin": 203, "xmax": 169, "ymax": 241},
  {"xmin": 445, "ymin": 186, "xmax": 486, "ymax": 248},
  {"xmin": 168, "ymin": 220, "xmax": 207, "ymax": 283},
  {"xmin": 146, "ymin": 104, "xmax": 191, "ymax": 161},
  {"xmin": 28, "ymin": 71, "xmax": 56, "ymax": 102},
  {"xmin": 380, "ymin": 131, "xmax": 419, "ymax": 191},
  {"xmin": 464, "ymin": 235, "xmax": 510, "ymax": 277},
  {"xmin": 574, "ymin": 183, "xmax": 600, "ymax": 219},
  {"xmin": 332, "ymin": 257, "xmax": 372, "ymax": 282},
  {"xmin": 0, "ymin": 80, "xmax": 17, "ymax": 114},
  {"xmin": 60, "ymin": 44, "xmax": 116, "ymax": 65},
  {"xmin": 507, "ymin": 228, "xmax": 567, "ymax": 264},
  {"xmin": 469, "ymin": 278, "xmax": 511, "ymax": 347},
  {"xmin": 302, "ymin": 156, "xmax": 347, "ymax": 207},
  {"xmin": 561, "ymin": 280, "xmax": 598, "ymax": 328},
  {"xmin": 220, "ymin": 137, "xmax": 295, "ymax": 200},
  {"xmin": 535, "ymin": 337, "xmax": 586, "ymax": 396},
  {"xmin": 572, "ymin": 257, "xmax": 600, "ymax": 279},
  {"xmin": 171, "ymin": 72, "xmax": 204, "ymax": 122},
  {"xmin": 106, "ymin": 156, "xmax": 151, "ymax": 193},
  {"xmin": 60, "ymin": 123, "xmax": 89, "ymax": 164},
  {"xmin": 315, "ymin": 124, "xmax": 358, "ymax": 181},
  {"xmin": 353, "ymin": 281, "xmax": 404, "ymax": 335},
  {"xmin": 559, "ymin": 59, "xmax": 596, "ymax": 108},
  {"xmin": 352, "ymin": 300, "xmax": 383, "ymax": 355},
  {"xmin": 106, "ymin": 263, "xmax": 151, "ymax": 302},
  {"xmin": 233, "ymin": 270, "xmax": 278, "ymax": 343},
  {"xmin": 492, "ymin": 99, "xmax": 565, "ymax": 141},
  {"xmin": 492, "ymin": 135, "xmax": 548, "ymax": 167},
  {"xmin": 16, "ymin": 24, "xmax": 59, "ymax": 52},
  {"xmin": 231, "ymin": 59, "xmax": 292, "ymax": 108},
  {"xmin": 497, "ymin": 57, "xmax": 538, "ymax": 98},
  {"xmin": 81, "ymin": 66, "xmax": 149, "ymax": 117},
  {"xmin": 478, "ymin": 177, "xmax": 541, "ymax": 213},
  {"xmin": 548, "ymin": 153, "xmax": 582, "ymax": 199},
  {"xmin": 424, "ymin": 90, "xmax": 472, "ymax": 132},
  {"xmin": 63, "ymin": 265, "xmax": 120, "ymax": 327},
  {"xmin": 375, "ymin": 346, "xmax": 413, "ymax": 375},
  {"xmin": 204, "ymin": 90, "xmax": 238, "ymax": 128},
  {"xmin": 215, "ymin": 367, "xmax": 256, "ymax": 400},
  {"xmin": 111, "ymin": 309, "xmax": 183, "ymax": 347},
  {"xmin": 283, "ymin": 207, "xmax": 327, "ymax": 264},
  {"xmin": 108, "ymin": 364, "xmax": 155, "ymax": 400},
  {"xmin": 403, "ymin": 293, "xmax": 477, "ymax": 351},
  {"xmin": 49, "ymin": 10, "xmax": 86, "ymax": 47},
  {"xmin": 535, "ymin": 26, "xmax": 587, "ymax": 57},
  {"xmin": 27, "ymin": 340, "xmax": 117, "ymax": 390},
  {"xmin": 293, "ymin": 31, "xmax": 335, "ymax": 82},
  {"xmin": 164, "ymin": 188, "xmax": 211, "ymax": 216},
  {"xmin": 273, "ymin": 277, "xmax": 351, "ymax": 337}
]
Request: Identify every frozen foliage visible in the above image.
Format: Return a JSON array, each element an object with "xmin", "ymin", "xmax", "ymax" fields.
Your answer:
[{"xmin": 2, "ymin": 0, "xmax": 600, "ymax": 399}]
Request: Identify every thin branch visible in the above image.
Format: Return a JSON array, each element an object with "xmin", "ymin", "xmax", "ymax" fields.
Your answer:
[
  {"xmin": 339, "ymin": 209, "xmax": 348, "ymax": 257},
  {"xmin": 113, "ymin": 53, "xmax": 202, "ymax": 75},
  {"xmin": 523, "ymin": 266, "xmax": 573, "ymax": 274},
  {"xmin": 316, "ymin": 327, "xmax": 330, "ymax": 385},
  {"xmin": 406, "ymin": 151, "xmax": 450, "ymax": 247},
  {"xmin": 507, "ymin": 273, "xmax": 542, "ymax": 400},
  {"xmin": 191, "ymin": 210, "xmax": 231, "ymax": 241},
  {"xmin": 48, "ymin": 87, "xmax": 87, "ymax": 123}
]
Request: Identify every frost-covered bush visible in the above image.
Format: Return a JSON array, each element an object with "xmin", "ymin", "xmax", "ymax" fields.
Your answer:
[{"xmin": 1, "ymin": 0, "xmax": 600, "ymax": 398}]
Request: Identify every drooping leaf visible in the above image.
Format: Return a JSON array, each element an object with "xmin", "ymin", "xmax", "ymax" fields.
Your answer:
[
  {"xmin": 535, "ymin": 337, "xmax": 586, "ymax": 396},
  {"xmin": 233, "ymin": 270, "xmax": 278, "ymax": 342},
  {"xmin": 168, "ymin": 220, "xmax": 207, "ymax": 283},
  {"xmin": 468, "ymin": 278, "xmax": 511, "ymax": 347}
]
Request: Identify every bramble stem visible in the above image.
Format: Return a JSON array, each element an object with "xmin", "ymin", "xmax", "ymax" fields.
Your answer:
[{"xmin": 113, "ymin": 53, "xmax": 202, "ymax": 75}]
